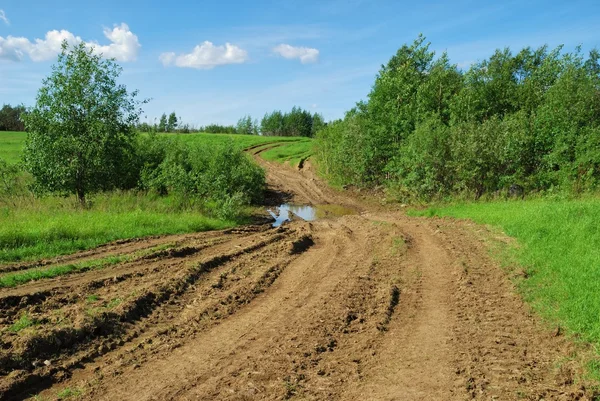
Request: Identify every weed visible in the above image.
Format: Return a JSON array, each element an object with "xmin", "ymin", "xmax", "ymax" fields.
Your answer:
[
  {"xmin": 9, "ymin": 313, "xmax": 37, "ymax": 332},
  {"xmin": 86, "ymin": 295, "xmax": 99, "ymax": 303},
  {"xmin": 56, "ymin": 387, "xmax": 82, "ymax": 400}
]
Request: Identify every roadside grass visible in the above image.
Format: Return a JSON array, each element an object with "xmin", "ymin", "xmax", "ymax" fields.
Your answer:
[
  {"xmin": 260, "ymin": 140, "xmax": 314, "ymax": 167},
  {"xmin": 0, "ymin": 255, "xmax": 126, "ymax": 288},
  {"xmin": 0, "ymin": 242, "xmax": 177, "ymax": 287},
  {"xmin": 409, "ymin": 197, "xmax": 600, "ymax": 377},
  {"xmin": 0, "ymin": 192, "xmax": 234, "ymax": 264},
  {"xmin": 0, "ymin": 131, "xmax": 26, "ymax": 164}
]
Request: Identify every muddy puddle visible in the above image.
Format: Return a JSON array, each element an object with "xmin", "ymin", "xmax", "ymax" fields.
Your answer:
[{"xmin": 268, "ymin": 204, "xmax": 357, "ymax": 227}]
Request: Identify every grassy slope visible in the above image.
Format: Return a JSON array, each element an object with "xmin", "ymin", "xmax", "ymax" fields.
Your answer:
[
  {"xmin": 260, "ymin": 139, "xmax": 313, "ymax": 167},
  {"xmin": 0, "ymin": 132, "xmax": 308, "ymax": 264},
  {"xmin": 410, "ymin": 197, "xmax": 600, "ymax": 373}
]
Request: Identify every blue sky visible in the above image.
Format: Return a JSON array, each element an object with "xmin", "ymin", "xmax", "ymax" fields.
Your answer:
[{"xmin": 1, "ymin": 0, "xmax": 599, "ymax": 126}]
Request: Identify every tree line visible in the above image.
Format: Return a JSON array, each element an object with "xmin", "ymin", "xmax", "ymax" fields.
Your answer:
[
  {"xmin": 261, "ymin": 107, "xmax": 324, "ymax": 137},
  {"xmin": 136, "ymin": 108, "xmax": 324, "ymax": 137},
  {"xmin": 0, "ymin": 104, "xmax": 26, "ymax": 131},
  {"xmin": 316, "ymin": 35, "xmax": 600, "ymax": 199}
]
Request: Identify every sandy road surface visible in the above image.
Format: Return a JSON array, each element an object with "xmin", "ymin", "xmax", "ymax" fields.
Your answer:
[{"xmin": 0, "ymin": 148, "xmax": 590, "ymax": 400}]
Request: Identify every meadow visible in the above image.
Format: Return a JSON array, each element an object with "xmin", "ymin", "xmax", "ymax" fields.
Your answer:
[{"xmin": 0, "ymin": 131, "xmax": 313, "ymax": 264}]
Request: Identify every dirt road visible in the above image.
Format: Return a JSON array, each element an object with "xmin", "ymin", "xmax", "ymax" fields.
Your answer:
[{"xmin": 0, "ymin": 149, "xmax": 590, "ymax": 400}]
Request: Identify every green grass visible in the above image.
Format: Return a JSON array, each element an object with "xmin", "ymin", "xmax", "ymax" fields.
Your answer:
[
  {"xmin": 162, "ymin": 131, "xmax": 308, "ymax": 151},
  {"xmin": 410, "ymin": 197, "xmax": 600, "ymax": 372},
  {"xmin": 0, "ymin": 192, "xmax": 234, "ymax": 264},
  {"xmin": 0, "ymin": 131, "xmax": 26, "ymax": 164},
  {"xmin": 9, "ymin": 313, "xmax": 37, "ymax": 332},
  {"xmin": 0, "ymin": 132, "xmax": 312, "ymax": 264},
  {"xmin": 0, "ymin": 131, "xmax": 307, "ymax": 164},
  {"xmin": 260, "ymin": 139, "xmax": 314, "ymax": 166},
  {"xmin": 0, "ymin": 255, "xmax": 129, "ymax": 287}
]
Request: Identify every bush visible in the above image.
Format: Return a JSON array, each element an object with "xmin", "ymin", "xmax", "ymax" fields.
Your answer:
[
  {"xmin": 316, "ymin": 36, "xmax": 600, "ymax": 200},
  {"xmin": 140, "ymin": 138, "xmax": 265, "ymax": 213}
]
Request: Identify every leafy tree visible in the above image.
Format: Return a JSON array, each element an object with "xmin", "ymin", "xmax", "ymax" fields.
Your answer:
[
  {"xmin": 158, "ymin": 113, "xmax": 167, "ymax": 132},
  {"xmin": 22, "ymin": 41, "xmax": 146, "ymax": 204},
  {"xmin": 236, "ymin": 115, "xmax": 254, "ymax": 135},
  {"xmin": 167, "ymin": 112, "xmax": 178, "ymax": 132},
  {"xmin": 316, "ymin": 35, "xmax": 600, "ymax": 198}
]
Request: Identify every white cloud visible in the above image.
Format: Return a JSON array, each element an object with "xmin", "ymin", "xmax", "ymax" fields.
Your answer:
[
  {"xmin": 0, "ymin": 10, "xmax": 9, "ymax": 25},
  {"xmin": 273, "ymin": 44, "xmax": 319, "ymax": 64},
  {"xmin": 89, "ymin": 24, "xmax": 140, "ymax": 62},
  {"xmin": 160, "ymin": 41, "xmax": 248, "ymax": 69},
  {"xmin": 0, "ymin": 23, "xmax": 140, "ymax": 62}
]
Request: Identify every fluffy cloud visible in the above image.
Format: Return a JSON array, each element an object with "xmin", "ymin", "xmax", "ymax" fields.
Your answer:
[
  {"xmin": 0, "ymin": 23, "xmax": 140, "ymax": 62},
  {"xmin": 0, "ymin": 10, "xmax": 9, "ymax": 25},
  {"xmin": 273, "ymin": 44, "xmax": 319, "ymax": 64},
  {"xmin": 159, "ymin": 41, "xmax": 248, "ymax": 69}
]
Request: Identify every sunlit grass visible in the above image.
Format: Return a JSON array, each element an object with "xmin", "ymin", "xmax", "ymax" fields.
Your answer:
[
  {"xmin": 410, "ymin": 197, "xmax": 600, "ymax": 377},
  {"xmin": 0, "ymin": 192, "xmax": 234, "ymax": 264},
  {"xmin": 260, "ymin": 140, "xmax": 313, "ymax": 166}
]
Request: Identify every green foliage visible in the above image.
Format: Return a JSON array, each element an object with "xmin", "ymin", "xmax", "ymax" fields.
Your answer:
[
  {"xmin": 316, "ymin": 35, "xmax": 600, "ymax": 199},
  {"xmin": 236, "ymin": 115, "xmax": 257, "ymax": 135},
  {"xmin": 200, "ymin": 123, "xmax": 237, "ymax": 134},
  {"xmin": 158, "ymin": 113, "xmax": 167, "ymax": 132},
  {"xmin": 261, "ymin": 107, "xmax": 323, "ymax": 137},
  {"xmin": 22, "ymin": 41, "xmax": 146, "ymax": 204},
  {"xmin": 0, "ymin": 104, "xmax": 26, "ymax": 131},
  {"xmin": 140, "ymin": 138, "xmax": 265, "ymax": 209},
  {"xmin": 410, "ymin": 197, "xmax": 600, "ymax": 365},
  {"xmin": 167, "ymin": 112, "xmax": 178, "ymax": 132}
]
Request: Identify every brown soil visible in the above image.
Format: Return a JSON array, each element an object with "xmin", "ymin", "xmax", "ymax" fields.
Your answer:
[{"xmin": 0, "ymin": 151, "xmax": 594, "ymax": 401}]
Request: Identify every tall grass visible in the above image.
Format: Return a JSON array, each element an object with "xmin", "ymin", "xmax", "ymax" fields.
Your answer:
[
  {"xmin": 0, "ymin": 192, "xmax": 234, "ymax": 263},
  {"xmin": 411, "ymin": 198, "xmax": 600, "ymax": 359}
]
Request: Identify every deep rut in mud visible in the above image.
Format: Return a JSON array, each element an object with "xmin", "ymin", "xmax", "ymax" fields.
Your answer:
[{"xmin": 0, "ymin": 148, "xmax": 593, "ymax": 400}]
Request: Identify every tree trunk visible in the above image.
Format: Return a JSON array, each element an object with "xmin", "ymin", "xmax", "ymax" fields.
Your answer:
[{"xmin": 77, "ymin": 185, "xmax": 86, "ymax": 206}]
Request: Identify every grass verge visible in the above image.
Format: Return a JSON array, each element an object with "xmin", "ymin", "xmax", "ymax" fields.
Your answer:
[
  {"xmin": 409, "ymin": 197, "xmax": 600, "ymax": 377},
  {"xmin": 0, "ymin": 192, "xmax": 234, "ymax": 264}
]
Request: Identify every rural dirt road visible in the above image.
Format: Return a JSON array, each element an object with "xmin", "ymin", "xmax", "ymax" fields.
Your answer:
[{"xmin": 0, "ymin": 146, "xmax": 592, "ymax": 400}]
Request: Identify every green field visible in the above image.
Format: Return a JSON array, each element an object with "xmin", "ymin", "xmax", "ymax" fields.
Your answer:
[
  {"xmin": 260, "ymin": 140, "xmax": 313, "ymax": 167},
  {"xmin": 0, "ymin": 131, "xmax": 26, "ymax": 164},
  {"xmin": 411, "ymin": 198, "xmax": 600, "ymax": 374},
  {"xmin": 0, "ymin": 131, "xmax": 310, "ymax": 163},
  {"xmin": 0, "ymin": 132, "xmax": 313, "ymax": 264}
]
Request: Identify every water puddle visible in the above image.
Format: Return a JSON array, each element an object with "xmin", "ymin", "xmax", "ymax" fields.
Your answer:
[{"xmin": 268, "ymin": 204, "xmax": 357, "ymax": 227}]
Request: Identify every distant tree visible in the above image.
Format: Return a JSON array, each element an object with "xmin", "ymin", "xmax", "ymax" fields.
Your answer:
[
  {"xmin": 311, "ymin": 112, "xmax": 325, "ymax": 137},
  {"xmin": 158, "ymin": 113, "xmax": 167, "ymax": 132},
  {"xmin": 236, "ymin": 115, "xmax": 254, "ymax": 135},
  {"xmin": 0, "ymin": 104, "xmax": 26, "ymax": 131},
  {"xmin": 260, "ymin": 111, "xmax": 284, "ymax": 136},
  {"xmin": 167, "ymin": 112, "xmax": 178, "ymax": 132},
  {"xmin": 22, "ymin": 41, "xmax": 146, "ymax": 204}
]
